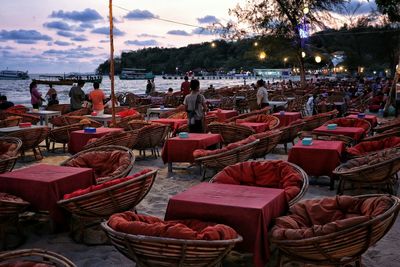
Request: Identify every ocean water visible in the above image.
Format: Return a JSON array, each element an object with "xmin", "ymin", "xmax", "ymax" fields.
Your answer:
[{"xmin": 0, "ymin": 75, "xmax": 256, "ymax": 106}]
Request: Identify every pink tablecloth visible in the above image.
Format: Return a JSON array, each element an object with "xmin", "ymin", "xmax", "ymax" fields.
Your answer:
[
  {"xmin": 68, "ymin": 127, "xmax": 123, "ymax": 154},
  {"xmin": 162, "ymin": 133, "xmax": 223, "ymax": 164},
  {"xmin": 0, "ymin": 164, "xmax": 94, "ymax": 226},
  {"xmin": 165, "ymin": 183, "xmax": 287, "ymax": 267},
  {"xmin": 312, "ymin": 125, "xmax": 366, "ymax": 141},
  {"xmin": 152, "ymin": 118, "xmax": 187, "ymax": 130},
  {"xmin": 273, "ymin": 112, "xmax": 302, "ymax": 127},
  {"xmin": 347, "ymin": 114, "xmax": 378, "ymax": 127},
  {"xmin": 288, "ymin": 140, "xmax": 344, "ymax": 177},
  {"xmin": 208, "ymin": 109, "xmax": 238, "ymax": 122},
  {"xmin": 237, "ymin": 122, "xmax": 268, "ymax": 133}
]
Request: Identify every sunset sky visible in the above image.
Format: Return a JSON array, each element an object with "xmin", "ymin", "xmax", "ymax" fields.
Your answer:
[{"xmin": 0, "ymin": 0, "xmax": 376, "ymax": 74}]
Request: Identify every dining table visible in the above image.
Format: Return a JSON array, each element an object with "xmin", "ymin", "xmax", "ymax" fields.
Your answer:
[
  {"xmin": 27, "ymin": 110, "xmax": 61, "ymax": 126},
  {"xmin": 151, "ymin": 118, "xmax": 187, "ymax": 131},
  {"xmin": 207, "ymin": 109, "xmax": 238, "ymax": 122},
  {"xmin": 346, "ymin": 114, "xmax": 378, "ymax": 127},
  {"xmin": 312, "ymin": 125, "xmax": 366, "ymax": 141},
  {"xmin": 272, "ymin": 112, "xmax": 302, "ymax": 127},
  {"xmin": 84, "ymin": 114, "xmax": 120, "ymax": 127}
]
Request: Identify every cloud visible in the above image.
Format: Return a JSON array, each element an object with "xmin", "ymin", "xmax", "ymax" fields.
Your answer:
[
  {"xmin": 197, "ymin": 15, "xmax": 220, "ymax": 24},
  {"xmin": 71, "ymin": 35, "xmax": 88, "ymax": 42},
  {"xmin": 99, "ymin": 39, "xmax": 109, "ymax": 43},
  {"xmin": 0, "ymin": 45, "xmax": 14, "ymax": 50},
  {"xmin": 91, "ymin": 26, "xmax": 125, "ymax": 36},
  {"xmin": 50, "ymin": 8, "xmax": 103, "ymax": 22},
  {"xmin": 167, "ymin": 30, "xmax": 191, "ymax": 36},
  {"xmin": 54, "ymin": 40, "xmax": 73, "ymax": 46},
  {"xmin": 137, "ymin": 33, "xmax": 164, "ymax": 38},
  {"xmin": 191, "ymin": 27, "xmax": 216, "ymax": 35},
  {"xmin": 56, "ymin": 31, "xmax": 76, "ymax": 37},
  {"xmin": 43, "ymin": 46, "xmax": 97, "ymax": 58},
  {"xmin": 79, "ymin": 22, "xmax": 94, "ymax": 29},
  {"xmin": 334, "ymin": 0, "xmax": 377, "ymax": 15},
  {"xmin": 43, "ymin": 21, "xmax": 74, "ymax": 31},
  {"xmin": 124, "ymin": 9, "xmax": 158, "ymax": 20},
  {"xmin": 124, "ymin": 39, "xmax": 158, "ymax": 46},
  {"xmin": 0, "ymin": 29, "xmax": 52, "ymax": 44}
]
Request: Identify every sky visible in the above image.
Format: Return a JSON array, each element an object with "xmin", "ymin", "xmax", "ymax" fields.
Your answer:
[{"xmin": 0, "ymin": 0, "xmax": 376, "ymax": 74}]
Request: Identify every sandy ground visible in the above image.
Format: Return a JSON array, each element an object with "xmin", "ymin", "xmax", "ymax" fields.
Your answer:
[{"xmin": 4, "ymin": 142, "xmax": 400, "ymax": 267}]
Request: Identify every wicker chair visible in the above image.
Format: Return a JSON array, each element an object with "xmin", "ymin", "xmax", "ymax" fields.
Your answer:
[
  {"xmin": 83, "ymin": 130, "xmax": 137, "ymax": 150},
  {"xmin": 0, "ymin": 193, "xmax": 30, "ymax": 249},
  {"xmin": 0, "ymin": 116, "xmax": 22, "ymax": 127},
  {"xmin": 60, "ymin": 146, "xmax": 135, "ymax": 184},
  {"xmin": 5, "ymin": 112, "xmax": 40, "ymax": 124},
  {"xmin": 0, "ymin": 137, "xmax": 22, "ymax": 173},
  {"xmin": 225, "ymin": 107, "xmax": 271, "ymax": 123},
  {"xmin": 324, "ymin": 117, "xmax": 372, "ymax": 134},
  {"xmin": 159, "ymin": 105, "xmax": 186, "ymax": 118},
  {"xmin": 374, "ymin": 118, "xmax": 400, "ymax": 133},
  {"xmin": 251, "ymin": 130, "xmax": 282, "ymax": 159},
  {"xmin": 101, "ymin": 221, "xmax": 242, "ymax": 267},
  {"xmin": 132, "ymin": 124, "xmax": 170, "ymax": 158},
  {"xmin": 208, "ymin": 122, "xmax": 255, "ymax": 144},
  {"xmin": 7, "ymin": 127, "xmax": 49, "ymax": 160},
  {"xmin": 333, "ymin": 148, "xmax": 400, "ymax": 195},
  {"xmin": 48, "ymin": 123, "xmax": 85, "ymax": 153},
  {"xmin": 58, "ymin": 169, "xmax": 157, "ymax": 243},
  {"xmin": 271, "ymin": 194, "xmax": 400, "ymax": 267},
  {"xmin": 64, "ymin": 116, "xmax": 103, "ymax": 128},
  {"xmin": 0, "ymin": 249, "xmax": 76, "ymax": 267},
  {"xmin": 109, "ymin": 114, "xmax": 144, "ymax": 130},
  {"xmin": 238, "ymin": 114, "xmax": 280, "ymax": 130},
  {"xmin": 363, "ymin": 127, "xmax": 400, "ymax": 142},
  {"xmin": 46, "ymin": 104, "xmax": 70, "ymax": 114},
  {"xmin": 127, "ymin": 120, "xmax": 152, "ymax": 131},
  {"xmin": 279, "ymin": 120, "xmax": 305, "ymax": 153},
  {"xmin": 311, "ymin": 133, "xmax": 355, "ymax": 147},
  {"xmin": 104, "ymin": 106, "xmax": 128, "ymax": 114}
]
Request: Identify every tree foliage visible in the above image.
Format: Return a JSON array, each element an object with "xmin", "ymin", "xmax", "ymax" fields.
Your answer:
[{"xmin": 375, "ymin": 0, "xmax": 400, "ymax": 22}]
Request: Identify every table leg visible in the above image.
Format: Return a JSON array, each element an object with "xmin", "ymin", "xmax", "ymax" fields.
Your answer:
[
  {"xmin": 168, "ymin": 162, "xmax": 172, "ymax": 173},
  {"xmin": 45, "ymin": 115, "xmax": 49, "ymax": 126}
]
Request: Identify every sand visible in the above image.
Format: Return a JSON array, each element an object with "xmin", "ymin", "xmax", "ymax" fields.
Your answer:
[{"xmin": 5, "ymin": 144, "xmax": 400, "ymax": 267}]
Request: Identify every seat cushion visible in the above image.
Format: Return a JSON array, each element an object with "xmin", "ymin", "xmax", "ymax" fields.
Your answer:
[
  {"xmin": 0, "ymin": 261, "xmax": 52, "ymax": 267},
  {"xmin": 117, "ymin": 109, "xmax": 138, "ymax": 118},
  {"xmin": 271, "ymin": 195, "xmax": 392, "ymax": 240},
  {"xmin": 0, "ymin": 141, "xmax": 18, "ymax": 157},
  {"xmin": 212, "ymin": 160, "xmax": 303, "ymax": 203},
  {"xmin": 347, "ymin": 137, "xmax": 400, "ymax": 156},
  {"xmin": 341, "ymin": 148, "xmax": 400, "ymax": 170},
  {"xmin": 329, "ymin": 118, "xmax": 369, "ymax": 131},
  {"xmin": 0, "ymin": 193, "xmax": 26, "ymax": 204},
  {"xmin": 193, "ymin": 136, "xmax": 256, "ymax": 158},
  {"xmin": 108, "ymin": 211, "xmax": 238, "ymax": 240}
]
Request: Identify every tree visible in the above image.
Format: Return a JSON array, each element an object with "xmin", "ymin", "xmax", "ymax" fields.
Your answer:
[
  {"xmin": 375, "ymin": 0, "xmax": 400, "ymax": 22},
  {"xmin": 225, "ymin": 0, "xmax": 346, "ymax": 87}
]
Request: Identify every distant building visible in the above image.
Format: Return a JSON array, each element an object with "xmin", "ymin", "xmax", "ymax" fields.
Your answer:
[{"xmin": 253, "ymin": 68, "xmax": 291, "ymax": 78}]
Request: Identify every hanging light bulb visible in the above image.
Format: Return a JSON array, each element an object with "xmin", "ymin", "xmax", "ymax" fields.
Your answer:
[
  {"xmin": 315, "ymin": 55, "xmax": 321, "ymax": 63},
  {"xmin": 303, "ymin": 5, "xmax": 310, "ymax": 14},
  {"xmin": 259, "ymin": 51, "xmax": 267, "ymax": 60},
  {"xmin": 211, "ymin": 42, "xmax": 216, "ymax": 48},
  {"xmin": 254, "ymin": 42, "xmax": 258, "ymax": 47},
  {"xmin": 301, "ymin": 51, "xmax": 306, "ymax": 58}
]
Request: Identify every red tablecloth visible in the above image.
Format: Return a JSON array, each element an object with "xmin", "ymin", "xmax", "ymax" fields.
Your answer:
[
  {"xmin": 152, "ymin": 118, "xmax": 187, "ymax": 130},
  {"xmin": 68, "ymin": 127, "xmax": 123, "ymax": 154},
  {"xmin": 208, "ymin": 109, "xmax": 238, "ymax": 122},
  {"xmin": 162, "ymin": 133, "xmax": 223, "ymax": 164},
  {"xmin": 237, "ymin": 122, "xmax": 268, "ymax": 133},
  {"xmin": 0, "ymin": 164, "xmax": 94, "ymax": 226},
  {"xmin": 165, "ymin": 183, "xmax": 287, "ymax": 267},
  {"xmin": 347, "ymin": 114, "xmax": 378, "ymax": 127},
  {"xmin": 272, "ymin": 112, "xmax": 302, "ymax": 127},
  {"xmin": 312, "ymin": 125, "xmax": 366, "ymax": 141},
  {"xmin": 288, "ymin": 140, "xmax": 344, "ymax": 176}
]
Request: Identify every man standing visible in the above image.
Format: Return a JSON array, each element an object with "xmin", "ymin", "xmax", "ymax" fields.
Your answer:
[
  {"xmin": 180, "ymin": 76, "xmax": 191, "ymax": 98},
  {"xmin": 69, "ymin": 80, "xmax": 85, "ymax": 111},
  {"xmin": 256, "ymin": 79, "xmax": 269, "ymax": 108},
  {"xmin": 184, "ymin": 79, "xmax": 207, "ymax": 133}
]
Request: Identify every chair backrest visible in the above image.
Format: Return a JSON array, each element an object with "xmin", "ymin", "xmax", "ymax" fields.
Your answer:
[
  {"xmin": 7, "ymin": 127, "xmax": 49, "ymax": 150},
  {"xmin": 133, "ymin": 124, "xmax": 170, "ymax": 149},
  {"xmin": 208, "ymin": 123, "xmax": 255, "ymax": 144}
]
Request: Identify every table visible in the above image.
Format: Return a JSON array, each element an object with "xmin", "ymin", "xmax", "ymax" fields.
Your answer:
[
  {"xmin": 85, "ymin": 114, "xmax": 120, "ymax": 126},
  {"xmin": 0, "ymin": 164, "xmax": 94, "ymax": 227},
  {"xmin": 288, "ymin": 140, "xmax": 344, "ymax": 188},
  {"xmin": 347, "ymin": 114, "xmax": 378, "ymax": 127},
  {"xmin": 208, "ymin": 109, "xmax": 238, "ymax": 122},
  {"xmin": 146, "ymin": 107, "xmax": 176, "ymax": 119},
  {"xmin": 272, "ymin": 112, "xmax": 302, "ymax": 127},
  {"xmin": 0, "ymin": 125, "xmax": 46, "ymax": 135},
  {"xmin": 151, "ymin": 118, "xmax": 187, "ymax": 131},
  {"xmin": 312, "ymin": 125, "xmax": 366, "ymax": 141},
  {"xmin": 161, "ymin": 133, "xmax": 223, "ymax": 172},
  {"xmin": 237, "ymin": 122, "xmax": 268, "ymax": 133},
  {"xmin": 27, "ymin": 110, "xmax": 61, "ymax": 125},
  {"xmin": 165, "ymin": 183, "xmax": 287, "ymax": 267},
  {"xmin": 68, "ymin": 127, "xmax": 123, "ymax": 154},
  {"xmin": 268, "ymin": 101, "xmax": 288, "ymax": 108}
]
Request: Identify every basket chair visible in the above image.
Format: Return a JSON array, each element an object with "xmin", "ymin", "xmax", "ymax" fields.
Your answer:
[
  {"xmin": 324, "ymin": 117, "xmax": 372, "ymax": 134},
  {"xmin": 278, "ymin": 120, "xmax": 305, "ymax": 153},
  {"xmin": 64, "ymin": 116, "xmax": 103, "ymax": 128},
  {"xmin": 132, "ymin": 124, "xmax": 170, "ymax": 158},
  {"xmin": 47, "ymin": 123, "xmax": 85, "ymax": 153},
  {"xmin": 0, "ymin": 137, "xmax": 22, "ymax": 173},
  {"xmin": 159, "ymin": 105, "xmax": 186, "ymax": 118},
  {"xmin": 6, "ymin": 126, "xmax": 49, "ymax": 160},
  {"xmin": 208, "ymin": 122, "xmax": 255, "ymax": 144},
  {"xmin": 374, "ymin": 118, "xmax": 400, "ymax": 133},
  {"xmin": 346, "ymin": 136, "xmax": 400, "ymax": 159},
  {"xmin": 104, "ymin": 106, "xmax": 128, "ymax": 114},
  {"xmin": 46, "ymin": 104, "xmax": 70, "ymax": 114},
  {"xmin": 60, "ymin": 145, "xmax": 135, "ymax": 184},
  {"xmin": 238, "ymin": 114, "xmax": 280, "ymax": 130},
  {"xmin": 0, "ymin": 249, "xmax": 76, "ymax": 267},
  {"xmin": 83, "ymin": 130, "xmax": 137, "ymax": 150},
  {"xmin": 109, "ymin": 114, "xmax": 144, "ymax": 130},
  {"xmin": 0, "ymin": 116, "xmax": 22, "ymax": 127},
  {"xmin": 363, "ymin": 127, "xmax": 400, "ymax": 142},
  {"xmin": 271, "ymin": 194, "xmax": 400, "ymax": 267},
  {"xmin": 127, "ymin": 120, "xmax": 152, "ymax": 131},
  {"xmin": 251, "ymin": 130, "xmax": 282, "ymax": 159},
  {"xmin": 5, "ymin": 112, "xmax": 40, "ymax": 124}
]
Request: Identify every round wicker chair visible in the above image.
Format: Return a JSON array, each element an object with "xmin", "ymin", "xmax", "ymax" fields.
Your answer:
[
  {"xmin": 251, "ymin": 130, "xmax": 282, "ymax": 159},
  {"xmin": 333, "ymin": 148, "xmax": 400, "ymax": 195},
  {"xmin": 324, "ymin": 117, "xmax": 372, "ymax": 134},
  {"xmin": 210, "ymin": 160, "xmax": 308, "ymax": 206},
  {"xmin": 0, "ymin": 249, "xmax": 76, "ymax": 267},
  {"xmin": 48, "ymin": 123, "xmax": 85, "ymax": 153},
  {"xmin": 374, "ymin": 118, "xmax": 400, "ymax": 133},
  {"xmin": 208, "ymin": 122, "xmax": 255, "ymax": 144},
  {"xmin": 127, "ymin": 120, "xmax": 152, "ymax": 131},
  {"xmin": 83, "ymin": 130, "xmax": 137, "ymax": 150},
  {"xmin": 109, "ymin": 114, "xmax": 144, "ymax": 130},
  {"xmin": 132, "ymin": 124, "xmax": 170, "ymax": 159},
  {"xmin": 363, "ymin": 127, "xmax": 400, "ymax": 142},
  {"xmin": 101, "ymin": 220, "xmax": 242, "ymax": 267},
  {"xmin": 46, "ymin": 104, "xmax": 71, "ymax": 114},
  {"xmin": 271, "ymin": 194, "xmax": 400, "ymax": 267},
  {"xmin": 6, "ymin": 126, "xmax": 49, "ymax": 160},
  {"xmin": 0, "ymin": 137, "xmax": 22, "ymax": 173},
  {"xmin": 60, "ymin": 145, "xmax": 135, "ymax": 184},
  {"xmin": 346, "ymin": 136, "xmax": 400, "ymax": 159},
  {"xmin": 0, "ymin": 116, "xmax": 22, "ymax": 127},
  {"xmin": 65, "ymin": 116, "xmax": 103, "ymax": 128},
  {"xmin": 5, "ymin": 112, "xmax": 40, "ymax": 124},
  {"xmin": 278, "ymin": 120, "xmax": 305, "ymax": 153},
  {"xmin": 237, "ymin": 114, "xmax": 280, "ymax": 130}
]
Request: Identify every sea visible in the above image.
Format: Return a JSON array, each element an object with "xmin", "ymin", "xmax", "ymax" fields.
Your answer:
[{"xmin": 0, "ymin": 75, "xmax": 259, "ymax": 106}]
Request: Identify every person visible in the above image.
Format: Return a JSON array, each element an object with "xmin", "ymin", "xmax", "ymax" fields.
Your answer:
[
  {"xmin": 372, "ymin": 77, "xmax": 382, "ymax": 94},
  {"xmin": 166, "ymin": 88, "xmax": 174, "ymax": 96},
  {"xmin": 30, "ymin": 81, "xmax": 45, "ymax": 109},
  {"xmin": 145, "ymin": 80, "xmax": 152, "ymax": 95},
  {"xmin": 150, "ymin": 78, "xmax": 156, "ymax": 94},
  {"xmin": 180, "ymin": 76, "xmax": 190, "ymax": 98},
  {"xmin": 69, "ymin": 80, "xmax": 85, "ymax": 111},
  {"xmin": 306, "ymin": 94, "xmax": 317, "ymax": 116},
  {"xmin": 46, "ymin": 84, "xmax": 57, "ymax": 101},
  {"xmin": 183, "ymin": 79, "xmax": 207, "ymax": 133},
  {"xmin": 0, "ymin": 95, "xmax": 14, "ymax": 110},
  {"xmin": 89, "ymin": 82, "xmax": 106, "ymax": 115},
  {"xmin": 105, "ymin": 95, "xmax": 120, "ymax": 109},
  {"xmin": 47, "ymin": 94, "xmax": 59, "ymax": 106},
  {"xmin": 256, "ymin": 79, "xmax": 269, "ymax": 108}
]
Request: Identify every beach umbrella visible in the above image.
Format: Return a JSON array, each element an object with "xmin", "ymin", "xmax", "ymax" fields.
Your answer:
[{"xmin": 109, "ymin": 0, "xmax": 116, "ymax": 125}]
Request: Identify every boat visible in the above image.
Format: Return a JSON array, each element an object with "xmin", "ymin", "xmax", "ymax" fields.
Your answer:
[
  {"xmin": 119, "ymin": 68, "xmax": 155, "ymax": 80},
  {"xmin": 0, "ymin": 70, "xmax": 29, "ymax": 80},
  {"xmin": 33, "ymin": 74, "xmax": 103, "ymax": 86}
]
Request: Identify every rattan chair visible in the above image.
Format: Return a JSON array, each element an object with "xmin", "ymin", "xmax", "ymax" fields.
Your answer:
[
  {"xmin": 46, "ymin": 104, "xmax": 70, "ymax": 114},
  {"xmin": 60, "ymin": 145, "xmax": 135, "ymax": 184},
  {"xmin": 271, "ymin": 194, "xmax": 400, "ymax": 267},
  {"xmin": 238, "ymin": 114, "xmax": 280, "ymax": 130},
  {"xmin": 208, "ymin": 122, "xmax": 255, "ymax": 144},
  {"xmin": 0, "ymin": 137, "xmax": 22, "ymax": 173},
  {"xmin": 101, "ymin": 221, "xmax": 242, "ymax": 267},
  {"xmin": 127, "ymin": 120, "xmax": 152, "ymax": 131},
  {"xmin": 48, "ymin": 123, "xmax": 85, "ymax": 153},
  {"xmin": 58, "ymin": 169, "xmax": 157, "ymax": 243},
  {"xmin": 5, "ymin": 112, "xmax": 40, "ymax": 124},
  {"xmin": 7, "ymin": 127, "xmax": 49, "ymax": 160},
  {"xmin": 109, "ymin": 114, "xmax": 144, "ymax": 130},
  {"xmin": 83, "ymin": 130, "xmax": 137, "ymax": 150},
  {"xmin": 49, "ymin": 108, "xmax": 91, "ymax": 127},
  {"xmin": 324, "ymin": 117, "xmax": 372, "ymax": 134},
  {"xmin": 64, "ymin": 116, "xmax": 103, "ymax": 128},
  {"xmin": 159, "ymin": 105, "xmax": 186, "ymax": 118},
  {"xmin": 0, "ymin": 249, "xmax": 76, "ymax": 267},
  {"xmin": 132, "ymin": 124, "xmax": 170, "ymax": 158},
  {"xmin": 363, "ymin": 127, "xmax": 400, "ymax": 142},
  {"xmin": 279, "ymin": 120, "xmax": 305, "ymax": 153},
  {"xmin": 333, "ymin": 148, "xmax": 400, "ymax": 195},
  {"xmin": 0, "ymin": 116, "xmax": 22, "ymax": 128},
  {"xmin": 225, "ymin": 107, "xmax": 271, "ymax": 123},
  {"xmin": 252, "ymin": 130, "xmax": 282, "ymax": 159},
  {"xmin": 374, "ymin": 118, "xmax": 400, "ymax": 133}
]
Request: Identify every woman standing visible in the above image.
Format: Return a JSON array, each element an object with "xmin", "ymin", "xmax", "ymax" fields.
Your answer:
[
  {"xmin": 89, "ymin": 82, "xmax": 105, "ymax": 115},
  {"xmin": 30, "ymin": 81, "xmax": 44, "ymax": 109}
]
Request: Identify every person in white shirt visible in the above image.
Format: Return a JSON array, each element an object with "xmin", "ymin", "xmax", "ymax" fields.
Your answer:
[
  {"xmin": 306, "ymin": 94, "xmax": 317, "ymax": 116},
  {"xmin": 256, "ymin": 79, "xmax": 269, "ymax": 108}
]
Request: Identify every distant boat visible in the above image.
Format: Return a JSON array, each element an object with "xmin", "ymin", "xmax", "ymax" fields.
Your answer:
[
  {"xmin": 32, "ymin": 74, "xmax": 103, "ymax": 86},
  {"xmin": 0, "ymin": 70, "xmax": 29, "ymax": 80},
  {"xmin": 119, "ymin": 68, "xmax": 155, "ymax": 80}
]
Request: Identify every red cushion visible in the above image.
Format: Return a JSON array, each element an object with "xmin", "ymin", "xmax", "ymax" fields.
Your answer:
[
  {"xmin": 0, "ymin": 193, "xmax": 26, "ymax": 203},
  {"xmin": 108, "ymin": 211, "xmax": 238, "ymax": 240},
  {"xmin": 117, "ymin": 109, "xmax": 138, "ymax": 118},
  {"xmin": 213, "ymin": 160, "xmax": 302, "ymax": 203},
  {"xmin": 193, "ymin": 136, "xmax": 256, "ymax": 158},
  {"xmin": 0, "ymin": 261, "xmax": 52, "ymax": 267},
  {"xmin": 328, "ymin": 118, "xmax": 369, "ymax": 131},
  {"xmin": 5, "ymin": 105, "xmax": 26, "ymax": 114},
  {"xmin": 63, "ymin": 169, "xmax": 152, "ymax": 199},
  {"xmin": 347, "ymin": 136, "xmax": 400, "ymax": 156}
]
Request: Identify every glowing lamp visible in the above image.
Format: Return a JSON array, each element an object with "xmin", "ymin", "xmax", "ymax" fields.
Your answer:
[
  {"xmin": 211, "ymin": 42, "xmax": 216, "ymax": 48},
  {"xmin": 259, "ymin": 51, "xmax": 267, "ymax": 60},
  {"xmin": 315, "ymin": 56, "xmax": 322, "ymax": 63},
  {"xmin": 254, "ymin": 42, "xmax": 258, "ymax": 47},
  {"xmin": 301, "ymin": 51, "xmax": 306, "ymax": 58}
]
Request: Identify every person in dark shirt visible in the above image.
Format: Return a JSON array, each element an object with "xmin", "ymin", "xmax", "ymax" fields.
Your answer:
[
  {"xmin": 0, "ymin": 95, "xmax": 14, "ymax": 110},
  {"xmin": 180, "ymin": 76, "xmax": 191, "ymax": 97}
]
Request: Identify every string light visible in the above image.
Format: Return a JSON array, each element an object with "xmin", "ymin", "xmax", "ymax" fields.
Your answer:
[
  {"xmin": 254, "ymin": 42, "xmax": 258, "ymax": 47},
  {"xmin": 315, "ymin": 55, "xmax": 321, "ymax": 63},
  {"xmin": 259, "ymin": 51, "xmax": 267, "ymax": 60},
  {"xmin": 210, "ymin": 42, "xmax": 216, "ymax": 48},
  {"xmin": 301, "ymin": 51, "xmax": 306, "ymax": 58}
]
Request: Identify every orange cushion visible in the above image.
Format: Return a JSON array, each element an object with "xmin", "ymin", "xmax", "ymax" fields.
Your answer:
[
  {"xmin": 347, "ymin": 137, "xmax": 400, "ymax": 156},
  {"xmin": 117, "ymin": 109, "xmax": 138, "ymax": 118},
  {"xmin": 108, "ymin": 211, "xmax": 238, "ymax": 240},
  {"xmin": 63, "ymin": 169, "xmax": 151, "ymax": 199}
]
